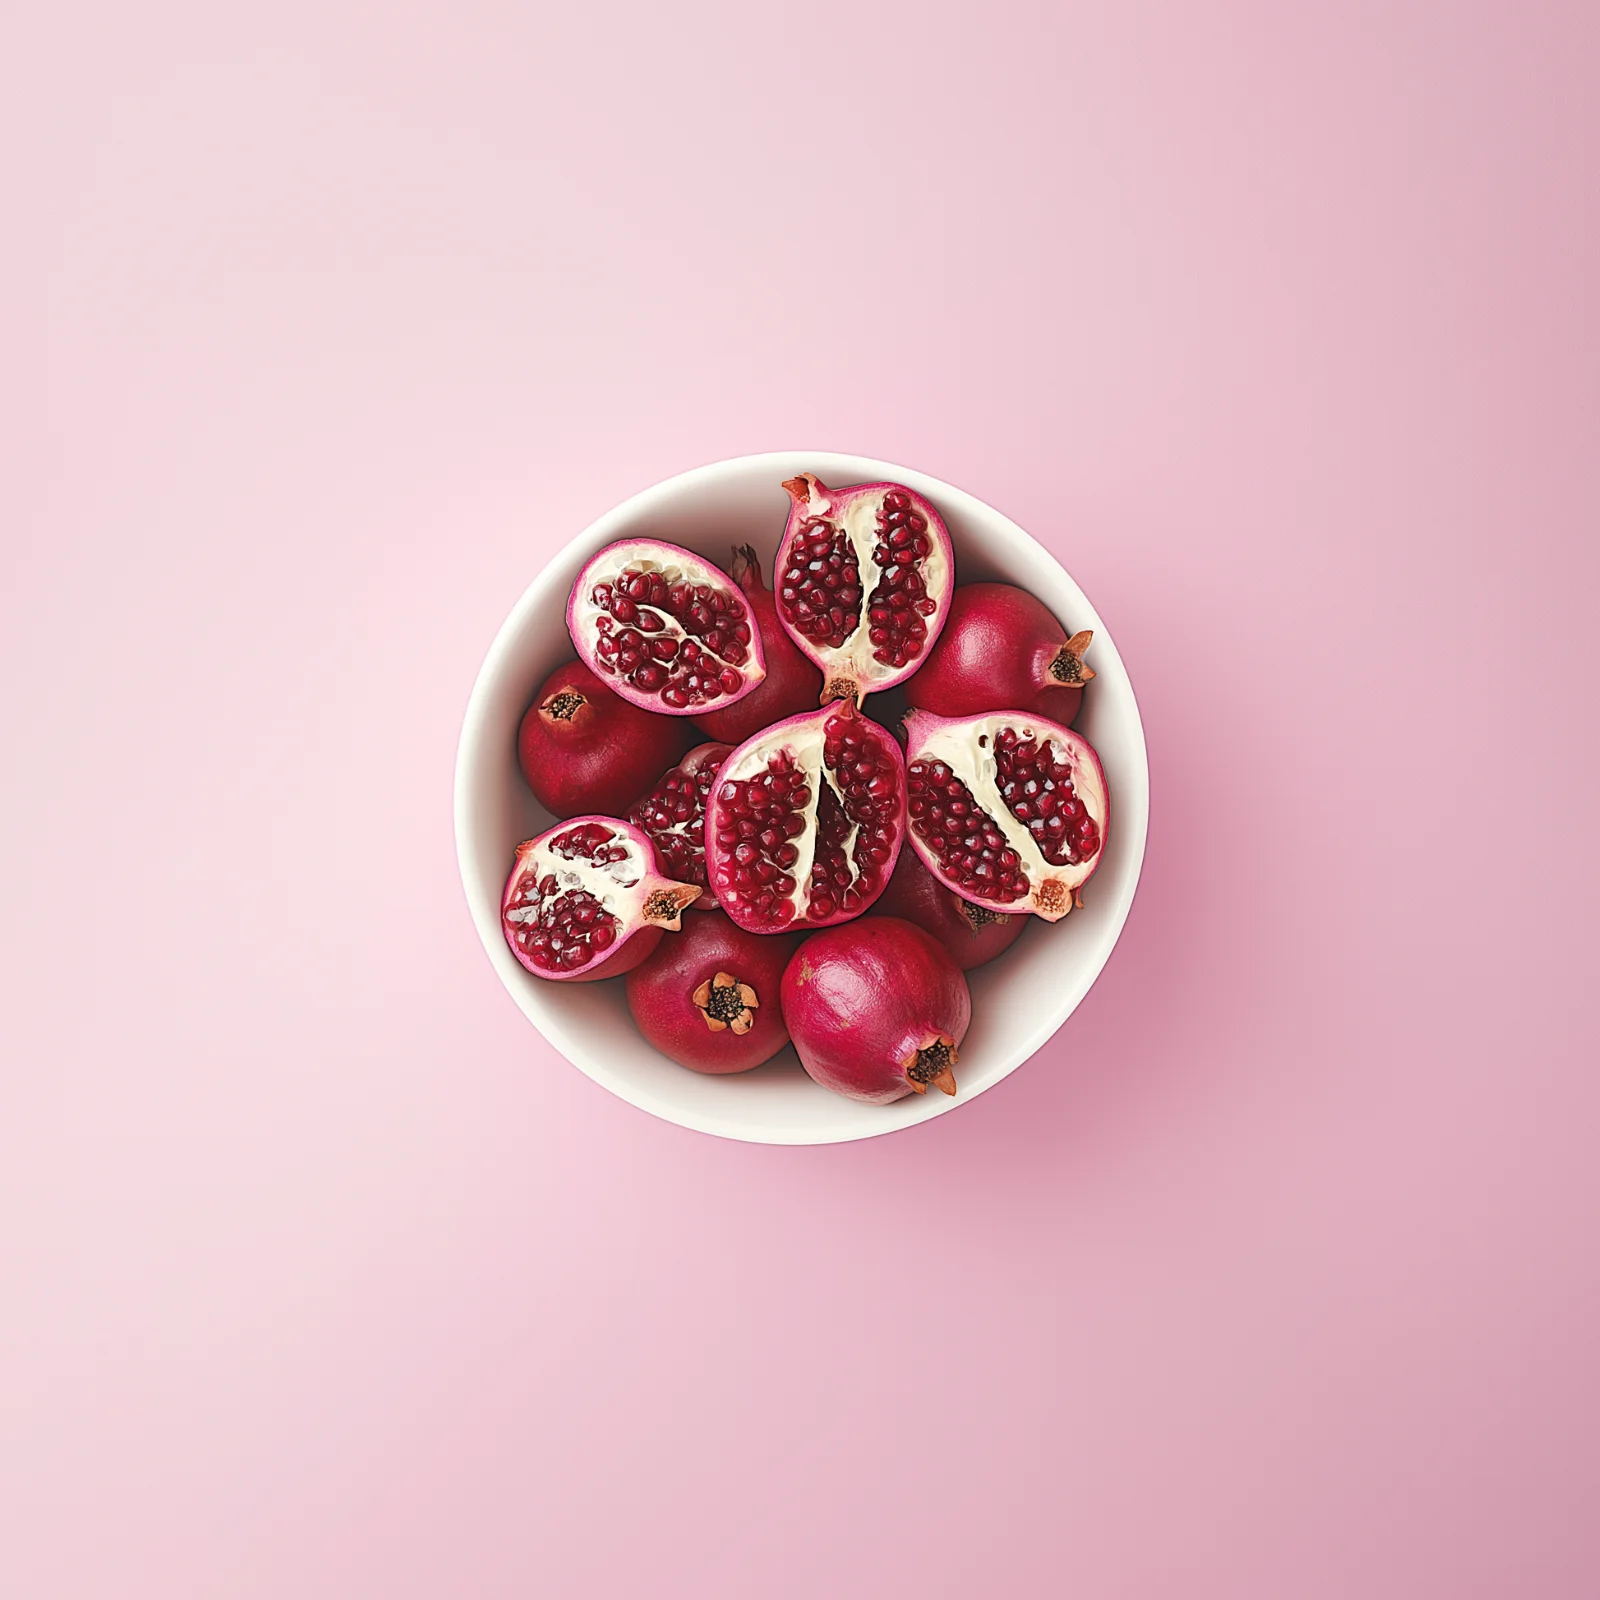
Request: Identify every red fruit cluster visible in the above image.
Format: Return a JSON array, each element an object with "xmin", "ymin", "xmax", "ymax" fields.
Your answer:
[{"xmin": 499, "ymin": 472, "xmax": 1111, "ymax": 1107}]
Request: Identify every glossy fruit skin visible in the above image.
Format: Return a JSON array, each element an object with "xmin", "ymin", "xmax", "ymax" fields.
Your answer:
[
  {"xmin": 626, "ymin": 912, "xmax": 802, "ymax": 1074},
  {"xmin": 517, "ymin": 660, "xmax": 694, "ymax": 819},
  {"xmin": 704, "ymin": 701, "xmax": 907, "ymax": 934},
  {"xmin": 876, "ymin": 848, "xmax": 1028, "ymax": 971},
  {"xmin": 627, "ymin": 741, "xmax": 733, "ymax": 908},
  {"xmin": 780, "ymin": 917, "xmax": 971, "ymax": 1104},
  {"xmin": 691, "ymin": 547, "xmax": 822, "ymax": 744},
  {"xmin": 908, "ymin": 583, "xmax": 1092, "ymax": 725}
]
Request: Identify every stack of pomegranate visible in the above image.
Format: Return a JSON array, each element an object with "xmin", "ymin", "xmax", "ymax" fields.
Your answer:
[{"xmin": 501, "ymin": 473, "xmax": 1109, "ymax": 1106}]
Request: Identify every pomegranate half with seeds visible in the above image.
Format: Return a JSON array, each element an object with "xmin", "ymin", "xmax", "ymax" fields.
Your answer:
[
  {"xmin": 567, "ymin": 539, "xmax": 766, "ymax": 715},
  {"xmin": 501, "ymin": 816, "xmax": 702, "ymax": 981},
  {"xmin": 627, "ymin": 741, "xmax": 732, "ymax": 908},
  {"xmin": 703, "ymin": 701, "xmax": 907, "ymax": 933},
  {"xmin": 774, "ymin": 474, "xmax": 953, "ymax": 706},
  {"xmin": 901, "ymin": 708, "xmax": 1108, "ymax": 921}
]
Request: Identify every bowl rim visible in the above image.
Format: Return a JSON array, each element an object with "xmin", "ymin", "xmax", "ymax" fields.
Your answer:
[{"xmin": 454, "ymin": 450, "xmax": 1150, "ymax": 1145}]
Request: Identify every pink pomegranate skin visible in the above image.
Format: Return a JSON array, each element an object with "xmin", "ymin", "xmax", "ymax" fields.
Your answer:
[
  {"xmin": 691, "ymin": 547, "xmax": 822, "ymax": 744},
  {"xmin": 876, "ymin": 848, "xmax": 1028, "ymax": 971},
  {"xmin": 626, "ymin": 912, "xmax": 802, "ymax": 1074},
  {"xmin": 907, "ymin": 583, "xmax": 1092, "ymax": 725},
  {"xmin": 780, "ymin": 917, "xmax": 971, "ymax": 1104},
  {"xmin": 517, "ymin": 660, "xmax": 694, "ymax": 819}
]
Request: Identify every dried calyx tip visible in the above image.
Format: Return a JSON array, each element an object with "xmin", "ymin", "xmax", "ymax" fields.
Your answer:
[
  {"xmin": 906, "ymin": 1039, "xmax": 959, "ymax": 1097},
  {"xmin": 1048, "ymin": 631, "xmax": 1096, "ymax": 687},
  {"xmin": 645, "ymin": 885, "xmax": 702, "ymax": 924},
  {"xmin": 956, "ymin": 899, "xmax": 1004, "ymax": 931},
  {"xmin": 542, "ymin": 689, "xmax": 586, "ymax": 721},
  {"xmin": 692, "ymin": 970, "xmax": 760, "ymax": 1034}
]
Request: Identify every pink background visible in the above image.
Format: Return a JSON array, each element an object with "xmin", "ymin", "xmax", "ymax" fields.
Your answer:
[{"xmin": 5, "ymin": 2, "xmax": 1598, "ymax": 1596}]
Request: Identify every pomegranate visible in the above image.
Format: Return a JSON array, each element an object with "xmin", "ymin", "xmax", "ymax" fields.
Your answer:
[
  {"xmin": 780, "ymin": 917, "xmax": 971, "ymax": 1103},
  {"xmin": 625, "ymin": 912, "xmax": 802, "ymax": 1074},
  {"xmin": 501, "ymin": 816, "xmax": 701, "ymax": 982},
  {"xmin": 876, "ymin": 847, "xmax": 1028, "ymax": 971},
  {"xmin": 704, "ymin": 701, "xmax": 906, "ymax": 933},
  {"xmin": 774, "ymin": 474, "xmax": 954, "ymax": 706},
  {"xmin": 517, "ymin": 660, "xmax": 695, "ymax": 819},
  {"xmin": 909, "ymin": 582, "xmax": 1095, "ymax": 724},
  {"xmin": 691, "ymin": 546, "xmax": 823, "ymax": 743},
  {"xmin": 901, "ymin": 708, "xmax": 1108, "ymax": 922},
  {"xmin": 627, "ymin": 741, "xmax": 732, "ymax": 907},
  {"xmin": 567, "ymin": 539, "xmax": 767, "ymax": 715}
]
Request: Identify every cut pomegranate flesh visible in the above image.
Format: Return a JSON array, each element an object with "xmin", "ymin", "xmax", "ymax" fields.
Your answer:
[
  {"xmin": 501, "ymin": 815, "xmax": 701, "ymax": 981},
  {"xmin": 567, "ymin": 539, "xmax": 766, "ymax": 715},
  {"xmin": 626, "ymin": 741, "xmax": 731, "ymax": 906},
  {"xmin": 774, "ymin": 475, "xmax": 953, "ymax": 705},
  {"xmin": 704, "ymin": 701, "xmax": 907, "ymax": 933},
  {"xmin": 900, "ymin": 708, "xmax": 1108, "ymax": 921}
]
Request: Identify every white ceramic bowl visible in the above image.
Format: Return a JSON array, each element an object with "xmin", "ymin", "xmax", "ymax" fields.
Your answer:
[{"xmin": 455, "ymin": 452, "xmax": 1149, "ymax": 1144}]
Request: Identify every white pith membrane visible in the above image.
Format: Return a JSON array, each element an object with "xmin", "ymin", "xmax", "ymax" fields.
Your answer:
[
  {"xmin": 502, "ymin": 819, "xmax": 698, "ymax": 975},
  {"xmin": 903, "ymin": 711, "xmax": 1108, "ymax": 922},
  {"xmin": 780, "ymin": 476, "xmax": 951, "ymax": 701},
  {"xmin": 569, "ymin": 539, "xmax": 765, "ymax": 712},
  {"xmin": 707, "ymin": 704, "xmax": 903, "ymax": 928}
]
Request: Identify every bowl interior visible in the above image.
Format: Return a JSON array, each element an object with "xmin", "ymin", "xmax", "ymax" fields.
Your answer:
[{"xmin": 454, "ymin": 452, "xmax": 1149, "ymax": 1144}]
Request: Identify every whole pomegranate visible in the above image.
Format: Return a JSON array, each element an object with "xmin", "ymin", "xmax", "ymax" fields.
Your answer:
[
  {"xmin": 774, "ymin": 474, "xmax": 954, "ymax": 705},
  {"xmin": 626, "ymin": 912, "xmax": 802, "ymax": 1074},
  {"xmin": 691, "ymin": 546, "xmax": 823, "ymax": 743},
  {"xmin": 876, "ymin": 848, "xmax": 1027, "ymax": 970},
  {"xmin": 567, "ymin": 538, "xmax": 767, "ymax": 714},
  {"xmin": 703, "ymin": 700, "xmax": 906, "ymax": 933},
  {"xmin": 901, "ymin": 707, "xmax": 1108, "ymax": 921},
  {"xmin": 517, "ymin": 660, "xmax": 694, "ymax": 819},
  {"xmin": 908, "ymin": 582, "xmax": 1094, "ymax": 724},
  {"xmin": 781, "ymin": 916, "xmax": 971, "ymax": 1103},
  {"xmin": 501, "ymin": 816, "xmax": 701, "ymax": 981}
]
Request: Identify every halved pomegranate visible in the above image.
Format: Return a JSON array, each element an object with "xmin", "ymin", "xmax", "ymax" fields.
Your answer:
[
  {"xmin": 626, "ymin": 741, "xmax": 732, "ymax": 908},
  {"xmin": 567, "ymin": 539, "xmax": 766, "ymax": 715},
  {"xmin": 501, "ymin": 816, "xmax": 701, "ymax": 981},
  {"xmin": 900, "ymin": 708, "xmax": 1108, "ymax": 921},
  {"xmin": 774, "ymin": 474, "xmax": 954, "ymax": 705},
  {"xmin": 703, "ymin": 701, "xmax": 906, "ymax": 933}
]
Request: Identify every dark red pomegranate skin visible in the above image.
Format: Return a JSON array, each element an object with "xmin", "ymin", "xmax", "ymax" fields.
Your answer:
[
  {"xmin": 626, "ymin": 912, "xmax": 802, "ymax": 1074},
  {"xmin": 876, "ymin": 848, "xmax": 1028, "ymax": 971},
  {"xmin": 908, "ymin": 583, "xmax": 1091, "ymax": 725},
  {"xmin": 517, "ymin": 660, "xmax": 695, "ymax": 819},
  {"xmin": 692, "ymin": 547, "xmax": 822, "ymax": 743},
  {"xmin": 780, "ymin": 916, "xmax": 971, "ymax": 1104}
]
